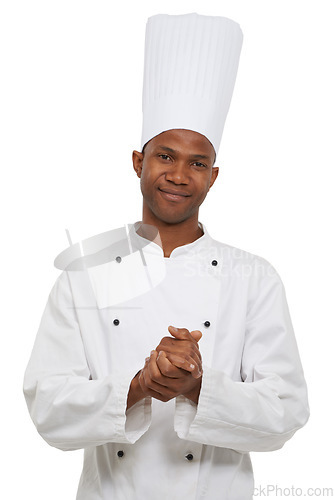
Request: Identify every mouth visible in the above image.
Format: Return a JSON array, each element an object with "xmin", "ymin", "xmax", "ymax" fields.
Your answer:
[{"xmin": 158, "ymin": 188, "xmax": 191, "ymax": 202}]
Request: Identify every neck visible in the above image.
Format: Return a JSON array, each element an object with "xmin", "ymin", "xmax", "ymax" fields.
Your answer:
[{"xmin": 139, "ymin": 211, "xmax": 203, "ymax": 257}]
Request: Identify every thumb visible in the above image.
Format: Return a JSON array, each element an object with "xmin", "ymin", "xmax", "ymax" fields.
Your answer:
[
  {"xmin": 168, "ymin": 326, "xmax": 202, "ymax": 342},
  {"xmin": 168, "ymin": 325, "xmax": 190, "ymax": 340},
  {"xmin": 190, "ymin": 330, "xmax": 202, "ymax": 342}
]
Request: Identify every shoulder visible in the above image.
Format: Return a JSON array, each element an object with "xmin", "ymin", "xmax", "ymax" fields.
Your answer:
[
  {"xmin": 207, "ymin": 239, "xmax": 289, "ymax": 324},
  {"xmin": 210, "ymin": 236, "xmax": 277, "ymax": 270}
]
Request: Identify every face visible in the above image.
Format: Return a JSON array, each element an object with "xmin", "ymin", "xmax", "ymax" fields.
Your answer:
[{"xmin": 132, "ymin": 129, "xmax": 219, "ymax": 226}]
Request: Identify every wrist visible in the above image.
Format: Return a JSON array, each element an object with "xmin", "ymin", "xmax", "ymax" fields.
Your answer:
[
  {"xmin": 127, "ymin": 370, "xmax": 145, "ymax": 410},
  {"xmin": 183, "ymin": 376, "xmax": 202, "ymax": 404}
]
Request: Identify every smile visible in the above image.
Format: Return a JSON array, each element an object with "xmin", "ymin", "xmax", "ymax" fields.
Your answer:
[{"xmin": 158, "ymin": 188, "xmax": 190, "ymax": 202}]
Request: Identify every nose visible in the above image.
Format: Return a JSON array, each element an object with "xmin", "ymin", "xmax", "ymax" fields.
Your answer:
[{"xmin": 165, "ymin": 161, "xmax": 189, "ymax": 184}]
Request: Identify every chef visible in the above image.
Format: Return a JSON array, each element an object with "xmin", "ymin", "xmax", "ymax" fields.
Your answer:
[{"xmin": 23, "ymin": 13, "xmax": 310, "ymax": 500}]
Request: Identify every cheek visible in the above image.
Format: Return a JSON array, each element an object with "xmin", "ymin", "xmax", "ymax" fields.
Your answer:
[
  {"xmin": 139, "ymin": 168, "xmax": 149, "ymax": 187},
  {"xmin": 140, "ymin": 166, "xmax": 161, "ymax": 190},
  {"xmin": 140, "ymin": 178, "xmax": 149, "ymax": 201},
  {"xmin": 195, "ymin": 177, "xmax": 211, "ymax": 196},
  {"xmin": 139, "ymin": 170, "xmax": 156, "ymax": 198}
]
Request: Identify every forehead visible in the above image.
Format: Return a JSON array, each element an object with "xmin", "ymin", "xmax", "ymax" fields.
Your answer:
[{"xmin": 145, "ymin": 129, "xmax": 216, "ymax": 158}]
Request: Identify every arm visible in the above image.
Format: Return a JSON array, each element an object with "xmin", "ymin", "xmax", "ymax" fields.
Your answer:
[
  {"xmin": 174, "ymin": 264, "xmax": 310, "ymax": 452},
  {"xmin": 23, "ymin": 271, "xmax": 151, "ymax": 451}
]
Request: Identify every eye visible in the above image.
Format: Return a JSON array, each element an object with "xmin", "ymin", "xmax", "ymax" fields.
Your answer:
[
  {"xmin": 192, "ymin": 161, "xmax": 207, "ymax": 168},
  {"xmin": 158, "ymin": 154, "xmax": 172, "ymax": 161}
]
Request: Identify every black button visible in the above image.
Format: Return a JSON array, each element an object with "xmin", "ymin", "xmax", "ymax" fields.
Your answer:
[
  {"xmin": 204, "ymin": 321, "xmax": 210, "ymax": 327},
  {"xmin": 113, "ymin": 319, "xmax": 120, "ymax": 326},
  {"xmin": 211, "ymin": 260, "xmax": 218, "ymax": 266},
  {"xmin": 117, "ymin": 450, "xmax": 124, "ymax": 458},
  {"xmin": 185, "ymin": 453, "xmax": 194, "ymax": 461},
  {"xmin": 116, "ymin": 256, "xmax": 122, "ymax": 263}
]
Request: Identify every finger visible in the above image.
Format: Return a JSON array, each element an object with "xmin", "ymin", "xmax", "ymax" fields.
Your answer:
[
  {"xmin": 156, "ymin": 338, "xmax": 201, "ymax": 358},
  {"xmin": 146, "ymin": 350, "xmax": 161, "ymax": 379},
  {"xmin": 145, "ymin": 351, "xmax": 178, "ymax": 391},
  {"xmin": 156, "ymin": 351, "xmax": 185, "ymax": 378},
  {"xmin": 140, "ymin": 364, "xmax": 172, "ymax": 397},
  {"xmin": 138, "ymin": 385, "xmax": 174, "ymax": 403},
  {"xmin": 168, "ymin": 325, "xmax": 190, "ymax": 340},
  {"xmin": 156, "ymin": 337, "xmax": 202, "ymax": 371},
  {"xmin": 156, "ymin": 346, "xmax": 202, "ymax": 375},
  {"xmin": 164, "ymin": 329, "xmax": 202, "ymax": 362},
  {"xmin": 168, "ymin": 326, "xmax": 202, "ymax": 344},
  {"xmin": 190, "ymin": 330, "xmax": 202, "ymax": 342},
  {"xmin": 157, "ymin": 337, "xmax": 201, "ymax": 358},
  {"xmin": 164, "ymin": 352, "xmax": 202, "ymax": 379},
  {"xmin": 138, "ymin": 370, "xmax": 174, "ymax": 402}
]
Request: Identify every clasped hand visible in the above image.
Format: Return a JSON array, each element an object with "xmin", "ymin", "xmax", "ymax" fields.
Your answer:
[{"xmin": 137, "ymin": 326, "xmax": 203, "ymax": 404}]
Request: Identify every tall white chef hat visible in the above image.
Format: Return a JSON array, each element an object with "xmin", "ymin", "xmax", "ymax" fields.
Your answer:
[{"xmin": 141, "ymin": 13, "xmax": 243, "ymax": 155}]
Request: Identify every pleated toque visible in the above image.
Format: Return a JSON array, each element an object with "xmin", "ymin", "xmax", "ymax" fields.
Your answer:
[{"xmin": 141, "ymin": 13, "xmax": 243, "ymax": 154}]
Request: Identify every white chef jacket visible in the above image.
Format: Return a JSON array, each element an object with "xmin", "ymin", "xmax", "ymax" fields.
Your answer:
[{"xmin": 23, "ymin": 221, "xmax": 309, "ymax": 500}]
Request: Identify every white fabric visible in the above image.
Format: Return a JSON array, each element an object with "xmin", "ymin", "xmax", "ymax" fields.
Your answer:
[
  {"xmin": 141, "ymin": 13, "xmax": 243, "ymax": 154},
  {"xmin": 23, "ymin": 222, "xmax": 309, "ymax": 500}
]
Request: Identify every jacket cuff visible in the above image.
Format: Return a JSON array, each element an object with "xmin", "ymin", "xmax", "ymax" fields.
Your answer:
[
  {"xmin": 125, "ymin": 396, "xmax": 152, "ymax": 443},
  {"xmin": 114, "ymin": 368, "xmax": 152, "ymax": 444}
]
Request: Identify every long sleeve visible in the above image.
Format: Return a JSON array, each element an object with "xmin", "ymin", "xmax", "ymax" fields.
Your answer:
[
  {"xmin": 23, "ymin": 271, "xmax": 151, "ymax": 451},
  {"xmin": 175, "ymin": 261, "xmax": 310, "ymax": 452}
]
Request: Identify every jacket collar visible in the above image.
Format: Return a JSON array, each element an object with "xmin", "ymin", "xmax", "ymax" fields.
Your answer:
[{"xmin": 128, "ymin": 220, "xmax": 213, "ymax": 259}]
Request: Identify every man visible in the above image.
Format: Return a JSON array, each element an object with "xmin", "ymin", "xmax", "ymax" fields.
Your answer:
[
  {"xmin": 24, "ymin": 13, "xmax": 309, "ymax": 499},
  {"xmin": 127, "ymin": 127, "xmax": 217, "ymax": 409}
]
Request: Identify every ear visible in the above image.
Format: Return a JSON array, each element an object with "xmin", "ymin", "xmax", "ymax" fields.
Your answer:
[
  {"xmin": 208, "ymin": 166, "xmax": 219, "ymax": 190},
  {"xmin": 132, "ymin": 150, "xmax": 144, "ymax": 178}
]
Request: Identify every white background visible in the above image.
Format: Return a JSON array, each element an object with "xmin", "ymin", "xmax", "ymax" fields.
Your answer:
[{"xmin": 1, "ymin": 0, "xmax": 333, "ymax": 498}]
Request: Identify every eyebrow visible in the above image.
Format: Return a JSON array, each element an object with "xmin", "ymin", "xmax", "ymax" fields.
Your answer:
[{"xmin": 156, "ymin": 145, "xmax": 211, "ymax": 160}]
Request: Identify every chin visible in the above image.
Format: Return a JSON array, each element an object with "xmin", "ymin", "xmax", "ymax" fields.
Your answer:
[{"xmin": 155, "ymin": 211, "xmax": 193, "ymax": 225}]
